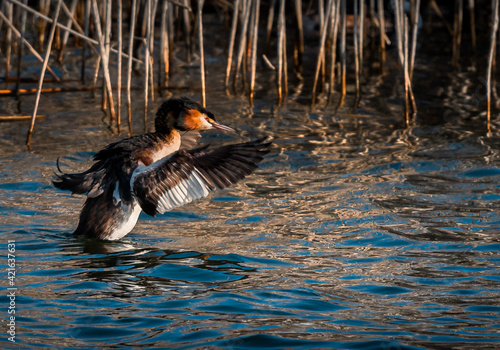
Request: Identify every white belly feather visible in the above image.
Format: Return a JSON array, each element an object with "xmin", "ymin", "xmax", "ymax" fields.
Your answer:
[
  {"xmin": 107, "ymin": 133, "xmax": 181, "ymax": 240},
  {"xmin": 107, "ymin": 199, "xmax": 142, "ymax": 241}
]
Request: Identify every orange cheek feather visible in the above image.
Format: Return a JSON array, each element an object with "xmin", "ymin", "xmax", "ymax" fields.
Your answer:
[{"xmin": 183, "ymin": 109, "xmax": 203, "ymax": 130}]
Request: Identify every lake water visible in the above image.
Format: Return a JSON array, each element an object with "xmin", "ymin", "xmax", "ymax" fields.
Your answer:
[{"xmin": 1, "ymin": 45, "xmax": 500, "ymax": 349}]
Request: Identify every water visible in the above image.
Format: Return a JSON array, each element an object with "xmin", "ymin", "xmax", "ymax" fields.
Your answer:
[{"xmin": 1, "ymin": 57, "xmax": 500, "ymax": 349}]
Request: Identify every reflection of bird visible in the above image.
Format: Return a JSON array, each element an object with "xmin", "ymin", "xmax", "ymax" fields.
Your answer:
[{"xmin": 54, "ymin": 97, "xmax": 271, "ymax": 240}]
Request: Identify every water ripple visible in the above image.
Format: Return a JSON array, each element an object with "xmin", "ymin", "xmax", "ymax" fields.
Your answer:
[{"xmin": 1, "ymin": 94, "xmax": 500, "ymax": 349}]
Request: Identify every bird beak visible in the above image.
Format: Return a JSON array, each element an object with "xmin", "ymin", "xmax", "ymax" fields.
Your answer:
[{"xmin": 209, "ymin": 119, "xmax": 236, "ymax": 133}]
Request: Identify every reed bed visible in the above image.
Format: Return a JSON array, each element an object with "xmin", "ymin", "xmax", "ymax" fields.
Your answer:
[{"xmin": 0, "ymin": 0, "xmax": 497, "ymax": 145}]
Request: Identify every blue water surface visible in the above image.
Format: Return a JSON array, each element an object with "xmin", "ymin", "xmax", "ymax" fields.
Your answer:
[{"xmin": 1, "ymin": 90, "xmax": 500, "ymax": 350}]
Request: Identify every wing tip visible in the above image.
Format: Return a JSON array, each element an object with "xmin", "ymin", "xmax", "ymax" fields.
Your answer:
[{"xmin": 247, "ymin": 136, "xmax": 272, "ymax": 152}]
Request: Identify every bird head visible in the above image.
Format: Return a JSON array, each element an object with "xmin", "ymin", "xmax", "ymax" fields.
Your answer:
[{"xmin": 155, "ymin": 97, "xmax": 235, "ymax": 133}]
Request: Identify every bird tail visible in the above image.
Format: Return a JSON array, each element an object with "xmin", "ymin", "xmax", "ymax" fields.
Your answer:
[{"xmin": 53, "ymin": 158, "xmax": 106, "ymax": 197}]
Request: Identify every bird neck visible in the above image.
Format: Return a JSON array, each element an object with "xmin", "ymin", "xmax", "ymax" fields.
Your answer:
[
  {"xmin": 154, "ymin": 125, "xmax": 172, "ymax": 135},
  {"xmin": 154, "ymin": 119, "xmax": 174, "ymax": 135},
  {"xmin": 153, "ymin": 127, "xmax": 178, "ymax": 141}
]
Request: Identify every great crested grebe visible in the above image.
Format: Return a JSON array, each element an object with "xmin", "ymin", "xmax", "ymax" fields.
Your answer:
[{"xmin": 53, "ymin": 97, "xmax": 270, "ymax": 240}]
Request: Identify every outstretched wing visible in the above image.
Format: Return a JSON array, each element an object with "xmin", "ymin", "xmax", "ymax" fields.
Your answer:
[
  {"xmin": 132, "ymin": 138, "xmax": 271, "ymax": 216},
  {"xmin": 179, "ymin": 130, "xmax": 202, "ymax": 150}
]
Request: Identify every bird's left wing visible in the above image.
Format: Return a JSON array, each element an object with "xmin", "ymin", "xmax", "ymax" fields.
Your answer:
[{"xmin": 131, "ymin": 138, "xmax": 271, "ymax": 216}]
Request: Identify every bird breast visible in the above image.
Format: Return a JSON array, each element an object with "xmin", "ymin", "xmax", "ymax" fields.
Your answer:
[
  {"xmin": 138, "ymin": 130, "xmax": 181, "ymax": 166},
  {"xmin": 153, "ymin": 131, "xmax": 181, "ymax": 163}
]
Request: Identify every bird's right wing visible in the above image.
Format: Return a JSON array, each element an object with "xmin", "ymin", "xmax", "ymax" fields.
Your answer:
[
  {"xmin": 131, "ymin": 138, "xmax": 271, "ymax": 216},
  {"xmin": 179, "ymin": 130, "xmax": 202, "ymax": 150}
]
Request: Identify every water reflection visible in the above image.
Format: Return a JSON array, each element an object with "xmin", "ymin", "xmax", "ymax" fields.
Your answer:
[{"xmin": 1, "ymin": 85, "xmax": 500, "ymax": 348}]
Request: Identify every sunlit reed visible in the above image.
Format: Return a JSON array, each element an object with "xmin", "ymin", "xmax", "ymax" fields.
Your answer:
[
  {"xmin": 0, "ymin": 0, "xmax": 495, "ymax": 146},
  {"xmin": 26, "ymin": 0, "xmax": 62, "ymax": 146}
]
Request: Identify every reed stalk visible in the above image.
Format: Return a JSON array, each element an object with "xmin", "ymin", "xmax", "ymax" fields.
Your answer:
[
  {"xmin": 16, "ymin": 0, "xmax": 28, "ymax": 99},
  {"xmin": 395, "ymin": 0, "xmax": 417, "ymax": 122},
  {"xmin": 327, "ymin": 0, "xmax": 340, "ymax": 105},
  {"xmin": 354, "ymin": 0, "xmax": 360, "ymax": 106},
  {"xmin": 104, "ymin": 0, "xmax": 114, "ymax": 127},
  {"xmin": 144, "ymin": 0, "xmax": 152, "ymax": 132},
  {"xmin": 338, "ymin": 0, "xmax": 346, "ymax": 108},
  {"xmin": 182, "ymin": 0, "xmax": 192, "ymax": 63},
  {"xmin": 167, "ymin": 1, "xmax": 175, "ymax": 76},
  {"xmin": 277, "ymin": 0, "xmax": 285, "ymax": 106},
  {"xmin": 282, "ymin": 24, "xmax": 288, "ymax": 101},
  {"xmin": 452, "ymin": 0, "xmax": 463, "ymax": 67},
  {"xmin": 487, "ymin": 0, "xmax": 499, "ymax": 135},
  {"xmin": 102, "ymin": 79, "xmax": 107, "ymax": 113},
  {"xmin": 378, "ymin": 0, "xmax": 385, "ymax": 72},
  {"xmin": 359, "ymin": 0, "xmax": 364, "ymax": 78},
  {"xmin": 198, "ymin": 0, "xmax": 206, "ymax": 107},
  {"xmin": 1, "ymin": 1, "xmax": 496, "ymax": 142},
  {"xmin": 91, "ymin": 0, "xmax": 116, "ymax": 130},
  {"xmin": 58, "ymin": 0, "xmax": 78, "ymax": 63},
  {"xmin": 59, "ymin": 0, "xmax": 101, "ymax": 65},
  {"xmin": 468, "ymin": 0, "xmax": 476, "ymax": 50},
  {"xmin": 318, "ymin": 0, "xmax": 325, "ymax": 89},
  {"xmin": 404, "ymin": 16, "xmax": 410, "ymax": 126},
  {"xmin": 5, "ymin": 1, "xmax": 13, "ymax": 83},
  {"xmin": 0, "ymin": 1, "xmax": 4, "ymax": 30},
  {"xmin": 26, "ymin": 0, "xmax": 62, "ymax": 146},
  {"xmin": 242, "ymin": 5, "xmax": 252, "ymax": 89},
  {"xmin": 394, "ymin": 0, "xmax": 403, "ymax": 64},
  {"xmin": 117, "ymin": 0, "xmax": 123, "ymax": 134},
  {"xmin": 312, "ymin": 0, "xmax": 334, "ymax": 107},
  {"xmin": 0, "ymin": 84, "xmax": 197, "ymax": 96},
  {"xmin": 127, "ymin": 0, "xmax": 138, "ymax": 136},
  {"xmin": 264, "ymin": 0, "xmax": 276, "ymax": 56},
  {"xmin": 160, "ymin": 0, "xmax": 170, "ymax": 90},
  {"xmin": 225, "ymin": 0, "xmax": 240, "ymax": 94},
  {"xmin": 233, "ymin": 0, "xmax": 251, "ymax": 92},
  {"xmin": 81, "ymin": 0, "xmax": 90, "ymax": 83},
  {"xmin": 249, "ymin": 0, "xmax": 260, "ymax": 105},
  {"xmin": 149, "ymin": 0, "xmax": 158, "ymax": 103},
  {"xmin": 7, "ymin": 0, "xmax": 142, "ymax": 64},
  {"xmin": 0, "ymin": 10, "xmax": 60, "ymax": 81},
  {"xmin": 428, "ymin": 0, "xmax": 453, "ymax": 36},
  {"xmin": 92, "ymin": 55, "xmax": 101, "ymax": 100},
  {"xmin": 409, "ymin": 0, "xmax": 421, "ymax": 79},
  {"xmin": 37, "ymin": 0, "xmax": 49, "ymax": 51},
  {"xmin": 294, "ymin": 0, "xmax": 304, "ymax": 71}
]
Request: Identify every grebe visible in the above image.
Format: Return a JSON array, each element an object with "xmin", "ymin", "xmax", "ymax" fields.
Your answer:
[{"xmin": 53, "ymin": 97, "xmax": 270, "ymax": 240}]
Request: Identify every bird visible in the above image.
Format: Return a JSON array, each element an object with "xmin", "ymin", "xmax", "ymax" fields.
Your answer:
[{"xmin": 53, "ymin": 97, "xmax": 271, "ymax": 240}]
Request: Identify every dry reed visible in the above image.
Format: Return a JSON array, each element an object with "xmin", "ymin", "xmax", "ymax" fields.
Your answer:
[
  {"xmin": 487, "ymin": 0, "xmax": 499, "ymax": 135},
  {"xmin": 0, "ymin": 0, "xmax": 495, "ymax": 146}
]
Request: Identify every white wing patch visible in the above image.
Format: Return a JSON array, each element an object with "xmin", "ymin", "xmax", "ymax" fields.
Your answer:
[
  {"xmin": 155, "ymin": 171, "xmax": 209, "ymax": 214},
  {"xmin": 112, "ymin": 181, "xmax": 121, "ymax": 205},
  {"xmin": 179, "ymin": 131, "xmax": 202, "ymax": 150},
  {"xmin": 131, "ymin": 139, "xmax": 270, "ymax": 217}
]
